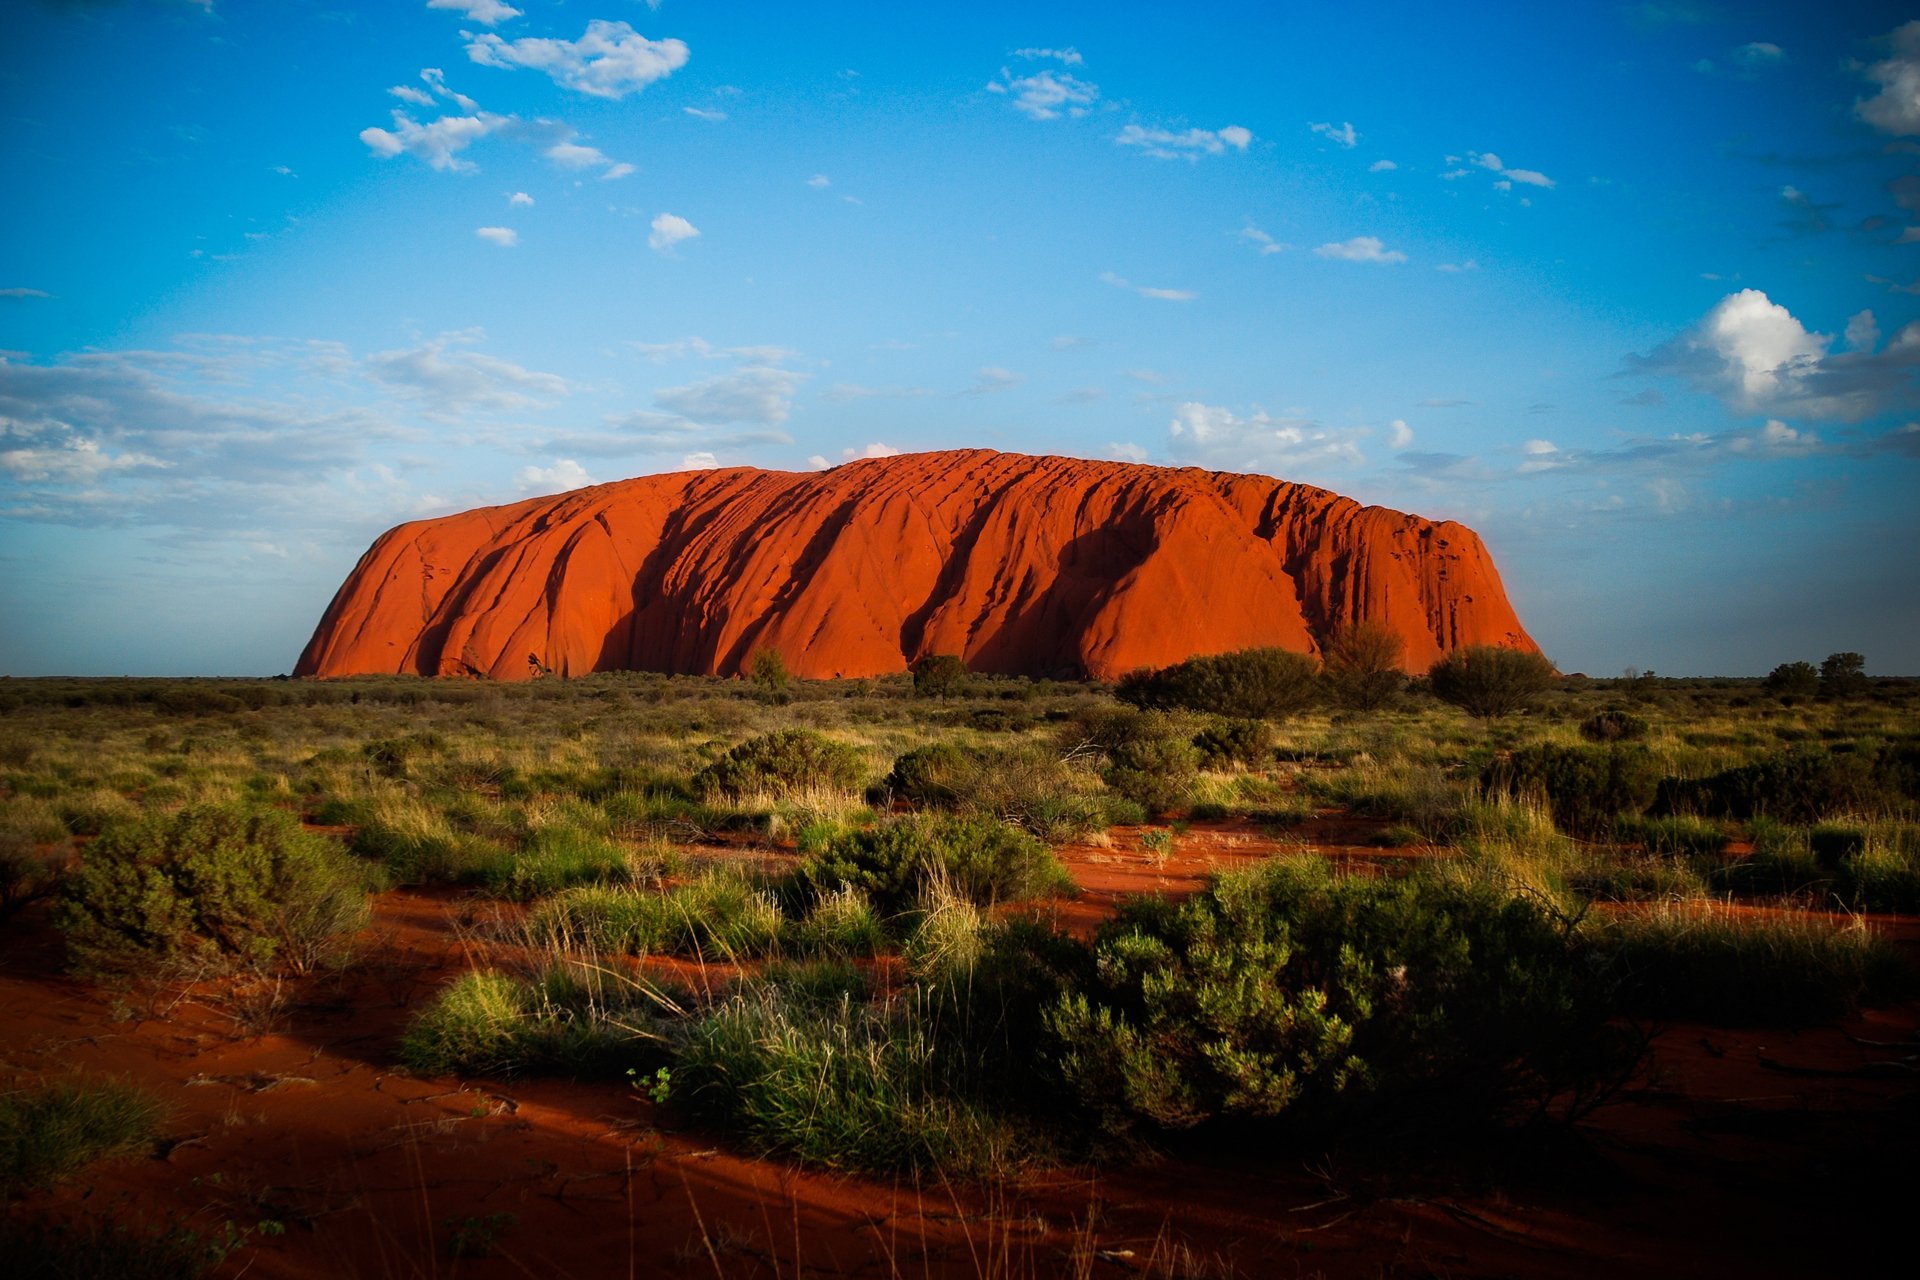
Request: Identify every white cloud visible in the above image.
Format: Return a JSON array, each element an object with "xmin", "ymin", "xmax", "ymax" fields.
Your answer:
[
  {"xmin": 843, "ymin": 442, "xmax": 901, "ymax": 460},
  {"xmin": 988, "ymin": 68, "xmax": 1099, "ymax": 120},
  {"xmin": 365, "ymin": 331, "xmax": 568, "ymax": 416},
  {"xmin": 0, "ymin": 432, "xmax": 166, "ymax": 485},
  {"xmin": 1239, "ymin": 225, "xmax": 1288, "ymax": 255},
  {"xmin": 419, "ymin": 67, "xmax": 479, "ymax": 112},
  {"xmin": 1107, "ymin": 442, "xmax": 1149, "ymax": 463},
  {"xmin": 655, "ymin": 366, "xmax": 804, "ymax": 425},
  {"xmin": 1313, "ymin": 236, "xmax": 1407, "ymax": 264},
  {"xmin": 508, "ymin": 191, "xmax": 533, "ymax": 207},
  {"xmin": 681, "ymin": 451, "xmax": 719, "ymax": 471},
  {"xmin": 474, "ymin": 226, "xmax": 517, "ymax": 247},
  {"xmin": 1369, "ymin": 159, "xmax": 1398, "ymax": 172},
  {"xmin": 1011, "ymin": 47, "xmax": 1083, "ymax": 65},
  {"xmin": 684, "ymin": 106, "xmax": 728, "ymax": 121},
  {"xmin": 1464, "ymin": 150, "xmax": 1555, "ymax": 190},
  {"xmin": 1858, "ymin": 21, "xmax": 1920, "ymax": 135},
  {"xmin": 601, "ymin": 162, "xmax": 636, "ymax": 180},
  {"xmin": 428, "ymin": 0, "xmax": 521, "ymax": 25},
  {"xmin": 648, "ymin": 212, "xmax": 699, "ymax": 252},
  {"xmin": 1115, "ymin": 123, "xmax": 1253, "ymax": 160},
  {"xmin": 1, "ymin": 288, "xmax": 51, "ymax": 299},
  {"xmin": 466, "ymin": 19, "xmax": 689, "ymax": 100},
  {"xmin": 1309, "ymin": 121, "xmax": 1358, "ymax": 148},
  {"xmin": 806, "ymin": 174, "xmax": 831, "ymax": 188},
  {"xmin": 1388, "ymin": 418, "xmax": 1414, "ymax": 448},
  {"xmin": 545, "ymin": 140, "xmax": 608, "ymax": 169},
  {"xmin": 629, "ymin": 337, "xmax": 798, "ymax": 365},
  {"xmin": 359, "ymin": 111, "xmax": 508, "ymax": 172},
  {"xmin": 389, "ymin": 84, "xmax": 436, "ymax": 107},
  {"xmin": 514, "ymin": 459, "xmax": 592, "ymax": 494},
  {"xmin": 1100, "ymin": 271, "xmax": 1196, "ymax": 301},
  {"xmin": 824, "ymin": 383, "xmax": 935, "ymax": 403},
  {"xmin": 1846, "ymin": 310, "xmax": 1881, "ymax": 353},
  {"xmin": 1436, "ymin": 259, "xmax": 1478, "ymax": 273},
  {"xmin": 1167, "ymin": 402, "xmax": 1367, "ymax": 473}
]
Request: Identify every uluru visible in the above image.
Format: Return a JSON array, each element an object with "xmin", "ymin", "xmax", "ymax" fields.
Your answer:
[{"xmin": 294, "ymin": 449, "xmax": 1537, "ymax": 682}]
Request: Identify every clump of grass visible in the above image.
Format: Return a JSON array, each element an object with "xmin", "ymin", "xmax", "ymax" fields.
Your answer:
[
  {"xmin": 485, "ymin": 823, "xmax": 629, "ymax": 900},
  {"xmin": 527, "ymin": 867, "xmax": 784, "ymax": 959},
  {"xmin": 1, "ymin": 1078, "xmax": 165, "ymax": 1193},
  {"xmin": 1622, "ymin": 814, "xmax": 1730, "ymax": 859},
  {"xmin": 903, "ymin": 876, "xmax": 987, "ymax": 982},
  {"xmin": 399, "ymin": 963, "xmax": 667, "ymax": 1079},
  {"xmin": 1587, "ymin": 901, "xmax": 1912, "ymax": 1025},
  {"xmin": 794, "ymin": 813, "xmax": 1071, "ymax": 915},
  {"xmin": 349, "ymin": 792, "xmax": 512, "ymax": 887},
  {"xmin": 788, "ymin": 885, "xmax": 886, "ymax": 957}
]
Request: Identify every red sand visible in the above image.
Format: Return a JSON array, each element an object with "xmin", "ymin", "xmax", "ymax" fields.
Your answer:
[
  {"xmin": 294, "ymin": 450, "xmax": 1537, "ymax": 681},
  {"xmin": 5, "ymin": 828, "xmax": 1915, "ymax": 1278}
]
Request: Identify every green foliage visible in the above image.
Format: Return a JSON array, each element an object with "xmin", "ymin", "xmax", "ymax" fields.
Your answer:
[
  {"xmin": 1, "ymin": 1079, "xmax": 165, "ymax": 1194},
  {"xmin": 1115, "ymin": 647, "xmax": 1320, "ymax": 720},
  {"xmin": 882, "ymin": 742, "xmax": 974, "ymax": 808},
  {"xmin": 1620, "ymin": 814, "xmax": 1729, "ymax": 859},
  {"xmin": 748, "ymin": 648, "xmax": 790, "ymax": 694},
  {"xmin": 1319, "ymin": 620, "xmax": 1407, "ymax": 711},
  {"xmin": 883, "ymin": 741, "xmax": 1106, "ymax": 840},
  {"xmin": 1102, "ymin": 734, "xmax": 1201, "ymax": 815},
  {"xmin": 484, "ymin": 824, "xmax": 629, "ymax": 900},
  {"xmin": 1426, "ymin": 645, "xmax": 1557, "ymax": 718},
  {"xmin": 1764, "ymin": 661, "xmax": 1819, "ymax": 701},
  {"xmin": 1819, "ymin": 651, "xmax": 1868, "ymax": 700},
  {"xmin": 58, "ymin": 806, "xmax": 368, "ymax": 975},
  {"xmin": 399, "ymin": 968, "xmax": 657, "ymax": 1078},
  {"xmin": 1657, "ymin": 744, "xmax": 1911, "ymax": 823},
  {"xmin": 1191, "ymin": 717, "xmax": 1275, "ymax": 771},
  {"xmin": 788, "ymin": 885, "xmax": 886, "ymax": 957},
  {"xmin": 1047, "ymin": 861, "xmax": 1628, "ymax": 1138},
  {"xmin": 692, "ymin": 729, "xmax": 865, "ymax": 801},
  {"xmin": 796, "ymin": 813, "xmax": 1068, "ymax": 915},
  {"xmin": 911, "ymin": 654, "xmax": 970, "ymax": 699},
  {"xmin": 1482, "ymin": 745, "xmax": 1662, "ymax": 838},
  {"xmin": 530, "ymin": 869, "xmax": 783, "ymax": 959},
  {"xmin": 1578, "ymin": 708, "xmax": 1649, "ymax": 743}
]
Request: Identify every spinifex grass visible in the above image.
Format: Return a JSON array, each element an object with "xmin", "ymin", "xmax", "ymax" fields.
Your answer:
[{"xmin": 0, "ymin": 1078, "xmax": 165, "ymax": 1193}]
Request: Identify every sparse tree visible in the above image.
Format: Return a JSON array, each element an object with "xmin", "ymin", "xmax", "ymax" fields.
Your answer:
[
  {"xmin": 912, "ymin": 654, "xmax": 969, "ymax": 699},
  {"xmin": 1763, "ymin": 661, "xmax": 1819, "ymax": 702},
  {"xmin": 1426, "ymin": 645, "xmax": 1557, "ymax": 718},
  {"xmin": 1320, "ymin": 620, "xmax": 1406, "ymax": 711},
  {"xmin": 750, "ymin": 648, "xmax": 790, "ymax": 693},
  {"xmin": 1819, "ymin": 651, "xmax": 1868, "ymax": 700}
]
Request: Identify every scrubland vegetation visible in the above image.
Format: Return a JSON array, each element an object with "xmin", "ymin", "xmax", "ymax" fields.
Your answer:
[{"xmin": 1, "ymin": 652, "xmax": 1916, "ymax": 1247}]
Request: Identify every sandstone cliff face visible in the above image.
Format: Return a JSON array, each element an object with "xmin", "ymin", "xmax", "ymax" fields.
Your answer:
[{"xmin": 294, "ymin": 450, "xmax": 1537, "ymax": 681}]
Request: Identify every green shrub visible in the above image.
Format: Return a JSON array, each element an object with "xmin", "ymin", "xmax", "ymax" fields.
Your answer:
[
  {"xmin": 528, "ymin": 871, "xmax": 784, "ymax": 959},
  {"xmin": 1319, "ymin": 620, "xmax": 1406, "ymax": 711},
  {"xmin": 1579, "ymin": 709, "xmax": 1649, "ymax": 743},
  {"xmin": 485, "ymin": 825, "xmax": 628, "ymax": 900},
  {"xmin": 1191, "ymin": 717, "xmax": 1275, "ymax": 771},
  {"xmin": 797, "ymin": 813, "xmax": 1068, "ymax": 915},
  {"xmin": 399, "ymin": 969, "xmax": 654, "ymax": 1078},
  {"xmin": 911, "ymin": 654, "xmax": 970, "ymax": 699},
  {"xmin": 1657, "ymin": 746, "xmax": 1894, "ymax": 823},
  {"xmin": 1046, "ymin": 860, "xmax": 1630, "ymax": 1138},
  {"xmin": 58, "ymin": 806, "xmax": 369, "ymax": 975},
  {"xmin": 881, "ymin": 742, "xmax": 1105, "ymax": 841},
  {"xmin": 1763, "ymin": 661, "xmax": 1819, "ymax": 701},
  {"xmin": 1482, "ymin": 745, "xmax": 1662, "ymax": 838},
  {"xmin": 1819, "ymin": 651, "xmax": 1868, "ymax": 700},
  {"xmin": 1427, "ymin": 646, "xmax": 1557, "ymax": 718},
  {"xmin": 692, "ymin": 730, "xmax": 866, "ymax": 801},
  {"xmin": 1115, "ymin": 647, "xmax": 1319, "ymax": 720},
  {"xmin": 1, "ymin": 1079, "xmax": 165, "ymax": 1193},
  {"xmin": 1102, "ymin": 733, "xmax": 1201, "ymax": 816},
  {"xmin": 748, "ymin": 648, "xmax": 790, "ymax": 694}
]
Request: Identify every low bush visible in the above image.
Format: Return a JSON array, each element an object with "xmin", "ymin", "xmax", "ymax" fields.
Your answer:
[
  {"xmin": 1115, "ymin": 647, "xmax": 1319, "ymax": 720},
  {"xmin": 882, "ymin": 742, "xmax": 1106, "ymax": 841},
  {"xmin": 1319, "ymin": 621, "xmax": 1406, "ymax": 711},
  {"xmin": 1102, "ymin": 734, "xmax": 1201, "ymax": 815},
  {"xmin": 400, "ymin": 968, "xmax": 660, "ymax": 1078},
  {"xmin": 1046, "ymin": 860, "xmax": 1632, "ymax": 1139},
  {"xmin": 59, "ymin": 806, "xmax": 368, "ymax": 975},
  {"xmin": 529, "ymin": 869, "xmax": 784, "ymax": 959},
  {"xmin": 796, "ymin": 814, "xmax": 1068, "ymax": 915},
  {"xmin": 1621, "ymin": 814, "xmax": 1729, "ymax": 859},
  {"xmin": 1, "ymin": 1079, "xmax": 165, "ymax": 1193},
  {"xmin": 692, "ymin": 730, "xmax": 866, "ymax": 802},
  {"xmin": 1482, "ymin": 745, "xmax": 1662, "ymax": 839},
  {"xmin": 1579, "ymin": 709, "xmax": 1650, "ymax": 743},
  {"xmin": 1657, "ymin": 745, "xmax": 1901, "ymax": 823},
  {"xmin": 1191, "ymin": 717, "xmax": 1275, "ymax": 771},
  {"xmin": 1427, "ymin": 646, "xmax": 1557, "ymax": 718},
  {"xmin": 484, "ymin": 824, "xmax": 629, "ymax": 900}
]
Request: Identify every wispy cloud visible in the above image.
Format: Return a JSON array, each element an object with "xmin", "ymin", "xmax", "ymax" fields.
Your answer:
[
  {"xmin": 360, "ymin": 110, "xmax": 508, "ymax": 172},
  {"xmin": 474, "ymin": 226, "xmax": 517, "ymax": 247},
  {"xmin": 684, "ymin": 106, "xmax": 727, "ymax": 122},
  {"xmin": 961, "ymin": 366, "xmax": 1023, "ymax": 396},
  {"xmin": 514, "ymin": 458, "xmax": 591, "ymax": 494},
  {"xmin": 1369, "ymin": 159, "xmax": 1398, "ymax": 172},
  {"xmin": 1309, "ymin": 120, "xmax": 1358, "ymax": 148},
  {"xmin": 365, "ymin": 330, "xmax": 567, "ymax": 416},
  {"xmin": 1, "ymin": 288, "xmax": 51, "ymax": 300},
  {"xmin": 427, "ymin": 0, "xmax": 521, "ymax": 25},
  {"xmin": 1010, "ymin": 47, "xmax": 1083, "ymax": 65},
  {"xmin": 1100, "ymin": 270, "xmax": 1197, "ymax": 301},
  {"xmin": 986, "ymin": 66, "xmax": 1099, "ymax": 120},
  {"xmin": 1115, "ymin": 123, "xmax": 1252, "ymax": 160},
  {"xmin": 1313, "ymin": 236, "xmax": 1407, "ymax": 264},
  {"xmin": 1239, "ymin": 225, "xmax": 1288, "ymax": 256},
  {"xmin": 466, "ymin": 19, "xmax": 689, "ymax": 100},
  {"xmin": 655, "ymin": 366, "xmax": 805, "ymax": 425},
  {"xmin": 1167, "ymin": 401, "xmax": 1367, "ymax": 474}
]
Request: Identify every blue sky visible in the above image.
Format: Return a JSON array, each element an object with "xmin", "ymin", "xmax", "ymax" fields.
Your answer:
[{"xmin": 3, "ymin": 0, "xmax": 1917, "ymax": 677}]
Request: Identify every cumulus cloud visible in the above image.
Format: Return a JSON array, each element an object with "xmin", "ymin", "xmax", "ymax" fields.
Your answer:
[
  {"xmin": 514, "ymin": 458, "xmax": 592, "ymax": 494},
  {"xmin": 1167, "ymin": 402, "xmax": 1367, "ymax": 473},
  {"xmin": 365, "ymin": 331, "xmax": 568, "ymax": 416},
  {"xmin": 1856, "ymin": 20, "xmax": 1920, "ymax": 135},
  {"xmin": 1314, "ymin": 236, "xmax": 1406, "ymax": 264},
  {"xmin": 681, "ymin": 451, "xmax": 719, "ymax": 470},
  {"xmin": 1628, "ymin": 288, "xmax": 1920, "ymax": 422},
  {"xmin": 1107, "ymin": 442, "xmax": 1149, "ymax": 462},
  {"xmin": 474, "ymin": 226, "xmax": 517, "ymax": 247},
  {"xmin": 428, "ymin": 0, "xmax": 521, "ymax": 24},
  {"xmin": 806, "ymin": 174, "xmax": 831, "ymax": 188},
  {"xmin": 389, "ymin": 84, "xmax": 436, "ymax": 107},
  {"xmin": 1115, "ymin": 123, "xmax": 1252, "ymax": 160},
  {"xmin": 1389, "ymin": 419, "xmax": 1414, "ymax": 448},
  {"xmin": 466, "ymin": 20, "xmax": 689, "ymax": 99},
  {"xmin": 359, "ymin": 111, "xmax": 508, "ymax": 171},
  {"xmin": 987, "ymin": 67, "xmax": 1100, "ymax": 120},
  {"xmin": 1731, "ymin": 41, "xmax": 1786, "ymax": 71},
  {"xmin": 1369, "ymin": 159, "xmax": 1398, "ymax": 172},
  {"xmin": 508, "ymin": 191, "xmax": 533, "ymax": 207},
  {"xmin": 1309, "ymin": 121, "xmax": 1358, "ymax": 148},
  {"xmin": 655, "ymin": 366, "xmax": 805, "ymax": 425},
  {"xmin": 1847, "ymin": 310, "xmax": 1881, "ymax": 353},
  {"xmin": 1099, "ymin": 271, "xmax": 1196, "ymax": 301},
  {"xmin": 648, "ymin": 212, "xmax": 699, "ymax": 252}
]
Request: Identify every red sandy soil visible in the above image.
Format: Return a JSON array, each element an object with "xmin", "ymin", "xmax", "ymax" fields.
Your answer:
[
  {"xmin": 4, "ymin": 823, "xmax": 1916, "ymax": 1278},
  {"xmin": 293, "ymin": 449, "xmax": 1536, "ymax": 682}
]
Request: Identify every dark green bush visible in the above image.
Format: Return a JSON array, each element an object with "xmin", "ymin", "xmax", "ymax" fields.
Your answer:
[
  {"xmin": 796, "ymin": 814, "xmax": 1067, "ymax": 915},
  {"xmin": 1192, "ymin": 717, "xmax": 1275, "ymax": 771},
  {"xmin": 1115, "ymin": 647, "xmax": 1319, "ymax": 720},
  {"xmin": 911, "ymin": 654, "xmax": 970, "ymax": 699},
  {"xmin": 1427, "ymin": 646, "xmax": 1557, "ymax": 718},
  {"xmin": 1319, "ymin": 620, "xmax": 1406, "ymax": 711},
  {"xmin": 1482, "ymin": 745, "xmax": 1662, "ymax": 838},
  {"xmin": 882, "ymin": 743, "xmax": 975, "ymax": 808},
  {"xmin": 692, "ymin": 730, "xmax": 866, "ymax": 801},
  {"xmin": 1102, "ymin": 734, "xmax": 1201, "ymax": 816},
  {"xmin": 58, "ymin": 806, "xmax": 369, "ymax": 975},
  {"xmin": 1764, "ymin": 661, "xmax": 1819, "ymax": 701},
  {"xmin": 1046, "ymin": 861, "xmax": 1629, "ymax": 1138},
  {"xmin": 1656, "ymin": 745, "xmax": 1897, "ymax": 823},
  {"xmin": 1579, "ymin": 709, "xmax": 1650, "ymax": 742}
]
